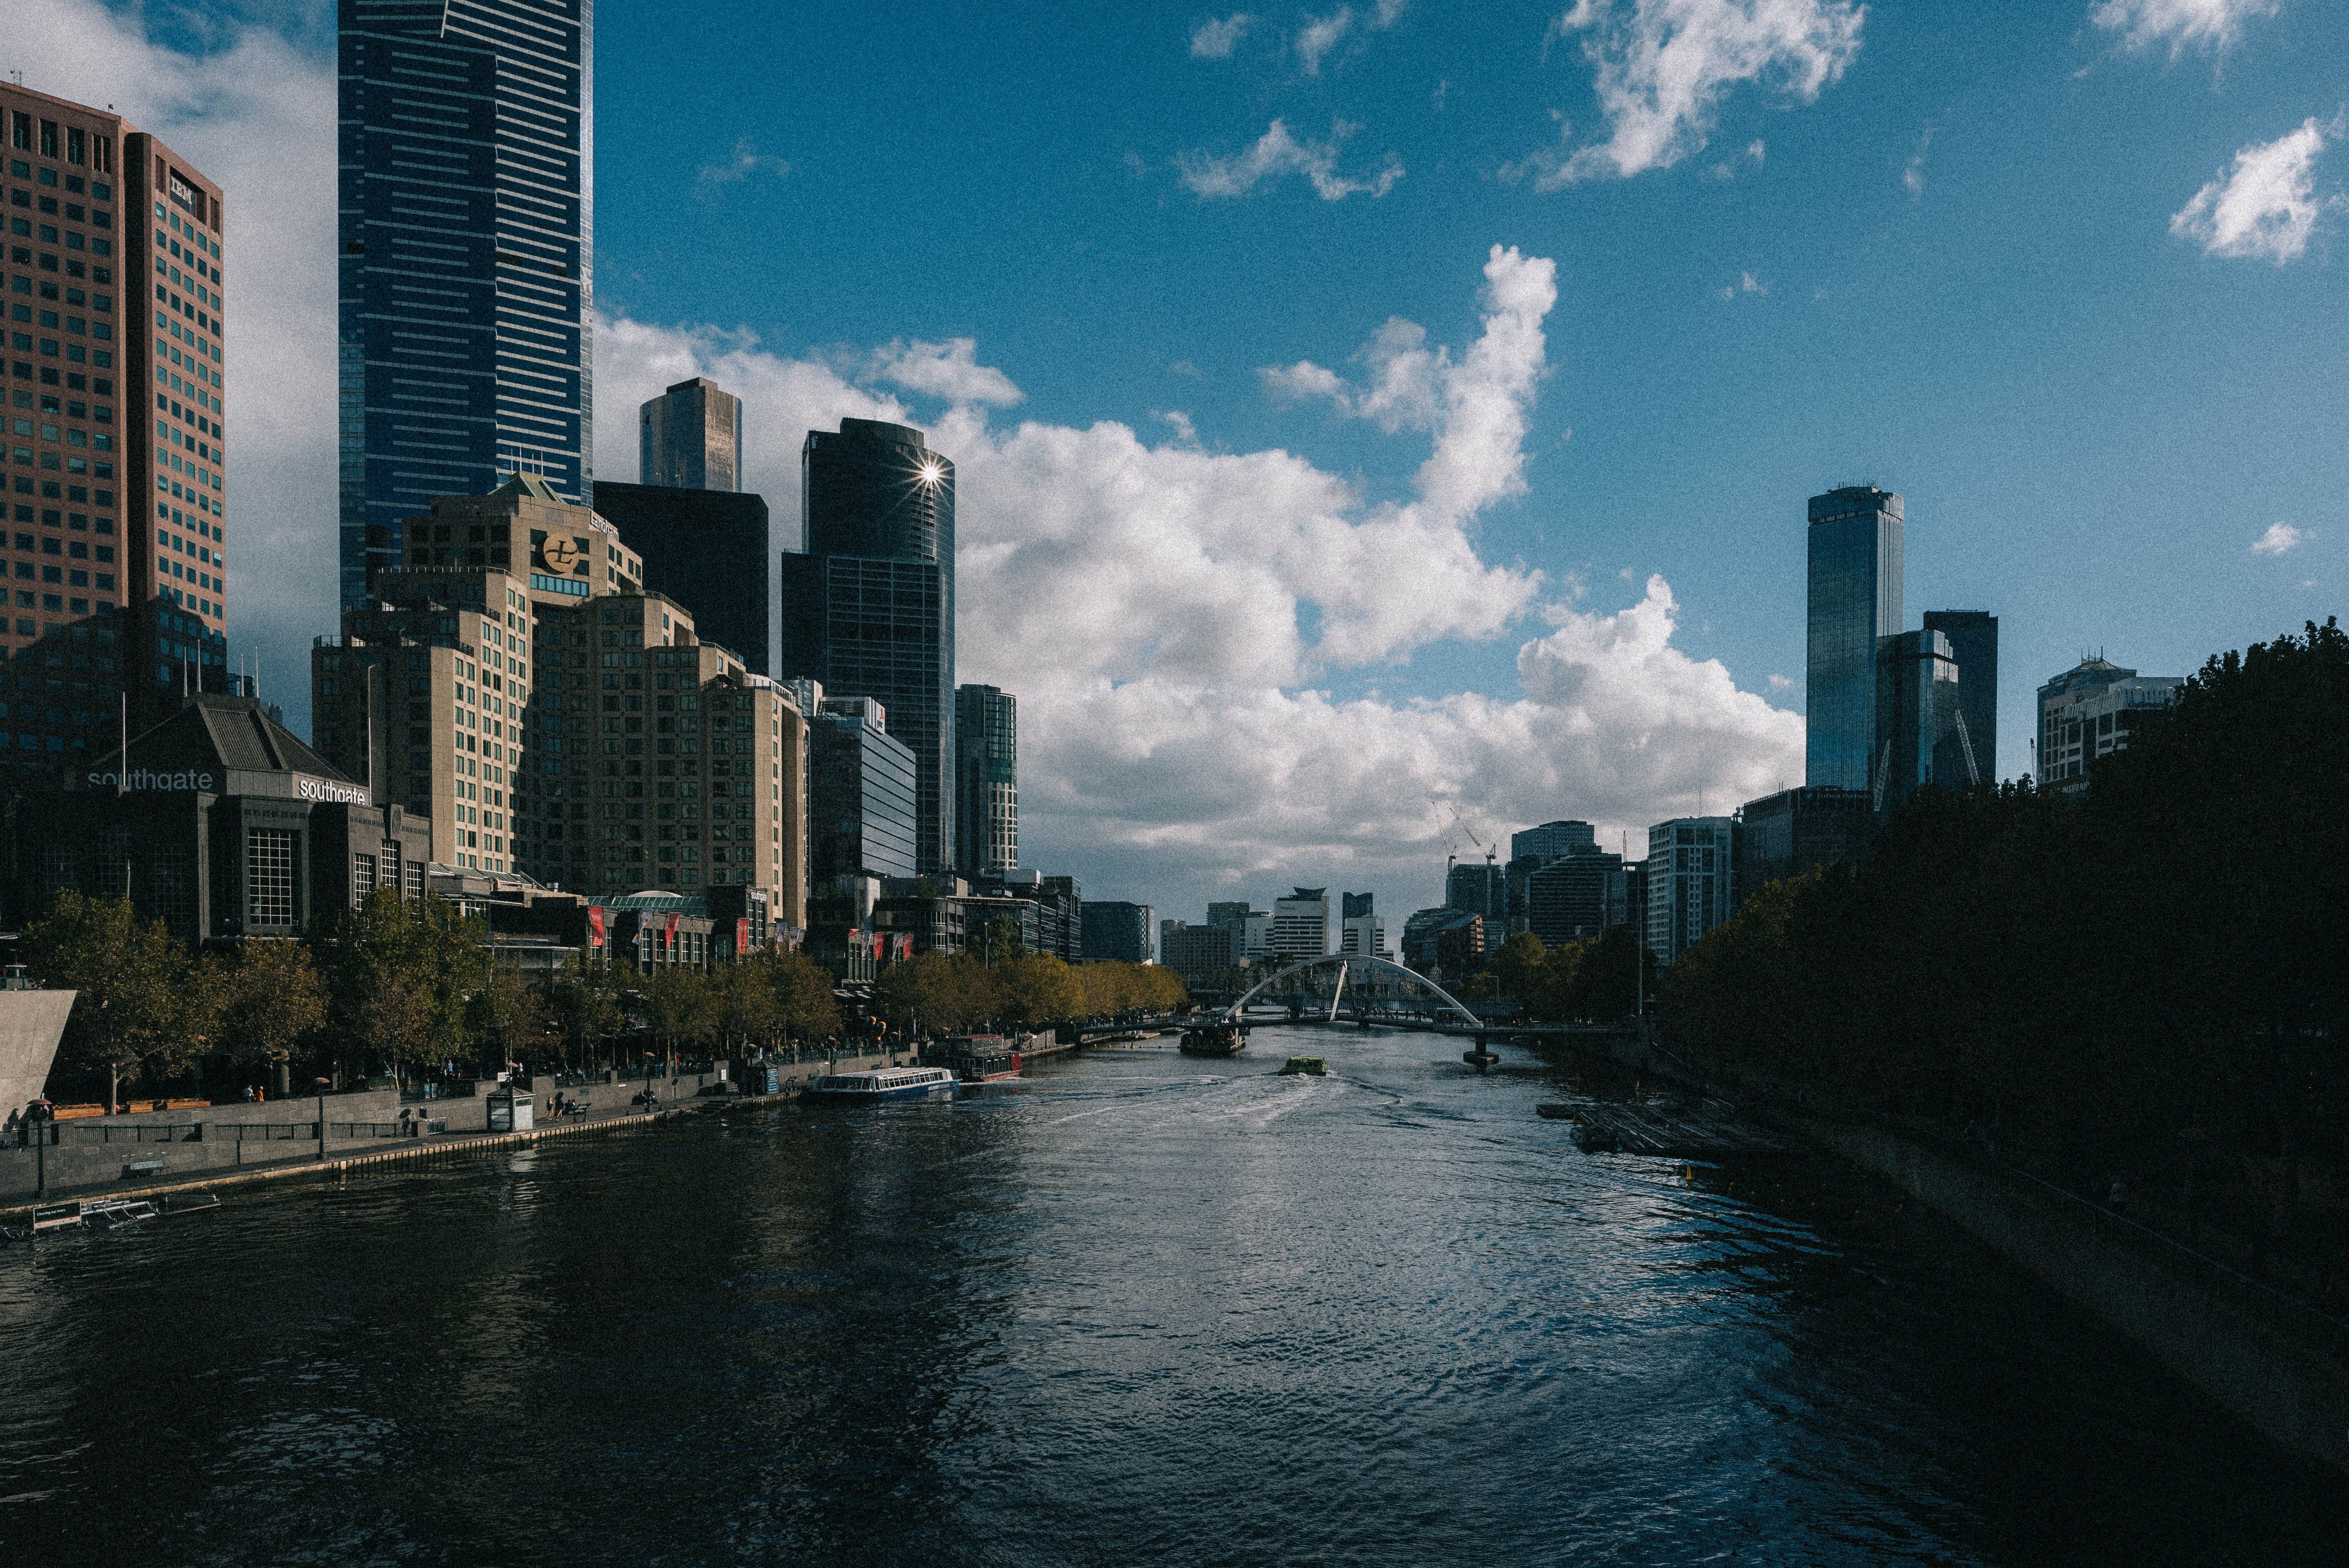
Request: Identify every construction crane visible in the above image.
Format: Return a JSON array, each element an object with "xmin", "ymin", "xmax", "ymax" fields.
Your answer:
[
  {"xmin": 1430, "ymin": 805, "xmax": 1462, "ymax": 878},
  {"xmin": 1451, "ymin": 806, "xmax": 1498, "ymax": 866}
]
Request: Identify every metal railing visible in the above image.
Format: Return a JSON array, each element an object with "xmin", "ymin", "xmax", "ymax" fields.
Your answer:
[{"xmin": 61, "ymin": 1122, "xmax": 204, "ymax": 1144}]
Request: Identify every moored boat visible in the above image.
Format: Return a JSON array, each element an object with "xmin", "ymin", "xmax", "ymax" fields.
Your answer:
[
  {"xmin": 935, "ymin": 1033, "xmax": 1024, "ymax": 1083},
  {"xmin": 1179, "ymin": 1022, "xmax": 1247, "ymax": 1057},
  {"xmin": 803, "ymin": 1066, "xmax": 958, "ymax": 1103}
]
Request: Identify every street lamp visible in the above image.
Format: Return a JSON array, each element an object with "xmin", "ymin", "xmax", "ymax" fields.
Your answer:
[{"xmin": 315, "ymin": 1077, "xmax": 331, "ymax": 1161}]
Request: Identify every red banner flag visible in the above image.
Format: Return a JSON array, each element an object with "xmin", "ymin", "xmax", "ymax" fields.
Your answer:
[
  {"xmin": 587, "ymin": 905, "xmax": 604, "ymax": 948},
  {"xmin": 735, "ymin": 918, "xmax": 749, "ymax": 956}
]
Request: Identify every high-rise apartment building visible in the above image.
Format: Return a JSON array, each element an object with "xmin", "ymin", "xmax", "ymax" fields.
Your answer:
[
  {"xmin": 1, "ymin": 84, "xmax": 235, "ymax": 773},
  {"xmin": 1645, "ymin": 817, "xmax": 1735, "ymax": 965},
  {"xmin": 784, "ymin": 418, "xmax": 955, "ymax": 871},
  {"xmin": 2036, "ymin": 657, "xmax": 2182, "ymax": 793},
  {"xmin": 1510, "ymin": 819, "xmax": 1596, "ymax": 864},
  {"xmin": 338, "ymin": 0, "xmax": 593, "ymax": 609},
  {"xmin": 808, "ymin": 695, "xmax": 917, "ymax": 881},
  {"xmin": 954, "ymin": 682, "xmax": 1017, "ymax": 877},
  {"xmin": 1732, "ymin": 785, "xmax": 1873, "ymax": 911},
  {"xmin": 1444, "ymin": 861, "xmax": 1506, "ymax": 927},
  {"xmin": 1806, "ymin": 486, "xmax": 1904, "ymax": 794},
  {"xmin": 1271, "ymin": 887, "xmax": 1332, "ymax": 959},
  {"xmin": 639, "ymin": 377, "xmax": 741, "ymax": 492},
  {"xmin": 1338, "ymin": 891, "xmax": 1388, "ymax": 960},
  {"xmin": 1080, "ymin": 901, "xmax": 1154, "ymax": 963},
  {"xmin": 592, "ymin": 481, "xmax": 770, "ymax": 676},
  {"xmin": 1874, "ymin": 628, "xmax": 1964, "ymax": 810},
  {"xmin": 313, "ymin": 476, "xmax": 807, "ymax": 927},
  {"xmin": 1922, "ymin": 609, "xmax": 1996, "ymax": 783},
  {"xmin": 1527, "ymin": 851, "xmax": 1625, "ymax": 947}
]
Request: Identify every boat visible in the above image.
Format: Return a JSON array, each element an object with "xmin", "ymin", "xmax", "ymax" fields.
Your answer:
[
  {"xmin": 80, "ymin": 1199, "xmax": 160, "ymax": 1230},
  {"xmin": 1179, "ymin": 1022, "xmax": 1248, "ymax": 1057},
  {"xmin": 1279, "ymin": 1056, "xmax": 1327, "ymax": 1077},
  {"xmin": 935, "ymin": 1033, "xmax": 1024, "ymax": 1083},
  {"xmin": 802, "ymin": 1066, "xmax": 959, "ymax": 1103}
]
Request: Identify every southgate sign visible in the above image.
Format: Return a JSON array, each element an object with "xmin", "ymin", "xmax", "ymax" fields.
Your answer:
[
  {"xmin": 86, "ymin": 768, "xmax": 216, "ymax": 792},
  {"xmin": 295, "ymin": 776, "xmax": 370, "ymax": 805}
]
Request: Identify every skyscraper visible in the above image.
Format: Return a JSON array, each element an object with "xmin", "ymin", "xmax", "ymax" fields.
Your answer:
[
  {"xmin": 1922, "ymin": 609, "xmax": 1996, "ymax": 783},
  {"xmin": 2036, "ymin": 657, "xmax": 2182, "ymax": 793},
  {"xmin": 2, "ymin": 83, "xmax": 235, "ymax": 752},
  {"xmin": 955, "ymin": 683, "xmax": 1016, "ymax": 876},
  {"xmin": 593, "ymin": 482, "xmax": 770, "ymax": 675},
  {"xmin": 1806, "ymin": 486, "xmax": 1903, "ymax": 794},
  {"xmin": 1873, "ymin": 628, "xmax": 1962, "ymax": 811},
  {"xmin": 808, "ymin": 695, "xmax": 917, "ymax": 881},
  {"xmin": 639, "ymin": 377, "xmax": 741, "ymax": 492},
  {"xmin": 1645, "ymin": 817, "xmax": 1735, "ymax": 965},
  {"xmin": 1444, "ymin": 861, "xmax": 1506, "ymax": 927},
  {"xmin": 1080, "ymin": 901, "xmax": 1154, "ymax": 962},
  {"xmin": 337, "ymin": 0, "xmax": 593, "ymax": 609},
  {"xmin": 1510, "ymin": 819, "xmax": 1596, "ymax": 864},
  {"xmin": 784, "ymin": 418, "xmax": 955, "ymax": 871}
]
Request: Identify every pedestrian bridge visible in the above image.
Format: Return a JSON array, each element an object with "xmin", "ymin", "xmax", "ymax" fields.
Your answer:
[{"xmin": 1221, "ymin": 954, "xmax": 1639, "ymax": 1045}]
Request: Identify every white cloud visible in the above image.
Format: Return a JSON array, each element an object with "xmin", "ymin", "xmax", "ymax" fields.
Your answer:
[
  {"xmin": 2170, "ymin": 117, "xmax": 2337, "ymax": 263},
  {"xmin": 1260, "ymin": 315, "xmax": 1448, "ymax": 433},
  {"xmin": 868, "ymin": 337, "xmax": 1027, "ymax": 407},
  {"xmin": 1177, "ymin": 118, "xmax": 1404, "ymax": 200},
  {"xmin": 1768, "ymin": 672, "xmax": 1795, "ymax": 691},
  {"xmin": 696, "ymin": 139, "xmax": 791, "ymax": 190},
  {"xmin": 1904, "ymin": 125, "xmax": 1935, "ymax": 195},
  {"xmin": 2089, "ymin": 0, "xmax": 2277, "ymax": 57},
  {"xmin": 1191, "ymin": 13, "xmax": 1255, "ymax": 58},
  {"xmin": 1714, "ymin": 270, "xmax": 1766, "ymax": 299},
  {"xmin": 1297, "ymin": 6, "xmax": 1355, "ymax": 73},
  {"xmin": 2250, "ymin": 520, "xmax": 2305, "ymax": 556},
  {"xmin": 1527, "ymin": 0, "xmax": 1864, "ymax": 186}
]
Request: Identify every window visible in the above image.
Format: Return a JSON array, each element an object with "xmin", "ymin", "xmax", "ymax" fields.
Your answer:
[{"xmin": 246, "ymin": 827, "xmax": 294, "ymax": 926}]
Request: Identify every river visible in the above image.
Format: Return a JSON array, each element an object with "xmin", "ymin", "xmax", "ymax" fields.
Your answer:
[{"xmin": 1, "ymin": 1026, "xmax": 2338, "ymax": 1565}]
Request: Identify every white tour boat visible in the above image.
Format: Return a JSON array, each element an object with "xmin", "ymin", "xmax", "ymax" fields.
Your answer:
[{"xmin": 803, "ymin": 1065, "xmax": 958, "ymax": 1103}]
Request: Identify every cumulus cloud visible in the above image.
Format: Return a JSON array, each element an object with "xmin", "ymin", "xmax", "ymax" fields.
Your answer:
[
  {"xmin": 1297, "ymin": 6, "xmax": 1354, "ymax": 72},
  {"xmin": 2090, "ymin": 0, "xmax": 2277, "ymax": 57},
  {"xmin": 2250, "ymin": 520, "xmax": 2305, "ymax": 556},
  {"xmin": 2170, "ymin": 117, "xmax": 2338, "ymax": 263},
  {"xmin": 1904, "ymin": 125, "xmax": 1936, "ymax": 195},
  {"xmin": 1261, "ymin": 316, "xmax": 1448, "ymax": 433},
  {"xmin": 1177, "ymin": 118, "xmax": 1404, "ymax": 200},
  {"xmin": 598, "ymin": 248, "xmax": 1797, "ymax": 905},
  {"xmin": 1191, "ymin": 13, "xmax": 1255, "ymax": 57},
  {"xmin": 696, "ymin": 139, "xmax": 791, "ymax": 189},
  {"xmin": 869, "ymin": 337, "xmax": 1026, "ymax": 407},
  {"xmin": 1525, "ymin": 0, "xmax": 1864, "ymax": 186}
]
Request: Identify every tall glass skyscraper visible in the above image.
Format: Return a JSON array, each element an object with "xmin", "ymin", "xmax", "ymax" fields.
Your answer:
[
  {"xmin": 955, "ymin": 683, "xmax": 1017, "ymax": 876},
  {"xmin": 783, "ymin": 418, "xmax": 955, "ymax": 873},
  {"xmin": 336, "ymin": 0, "xmax": 592, "ymax": 610},
  {"xmin": 1805, "ymin": 486, "xmax": 1903, "ymax": 793},
  {"xmin": 1921, "ymin": 609, "xmax": 1996, "ymax": 785}
]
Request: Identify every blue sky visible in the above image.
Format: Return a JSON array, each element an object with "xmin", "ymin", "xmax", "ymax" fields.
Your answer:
[{"xmin": 15, "ymin": 0, "xmax": 2346, "ymax": 926}]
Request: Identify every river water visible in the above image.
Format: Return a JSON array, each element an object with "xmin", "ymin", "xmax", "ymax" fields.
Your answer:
[{"xmin": 1, "ymin": 1026, "xmax": 2338, "ymax": 1566}]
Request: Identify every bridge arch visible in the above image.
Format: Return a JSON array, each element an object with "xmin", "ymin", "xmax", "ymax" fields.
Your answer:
[{"xmin": 1223, "ymin": 955, "xmax": 1481, "ymax": 1026}]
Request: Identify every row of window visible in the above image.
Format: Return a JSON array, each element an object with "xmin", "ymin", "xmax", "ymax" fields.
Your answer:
[
  {"xmin": 10, "ymin": 533, "xmax": 111, "ymax": 560},
  {"xmin": 8, "ymin": 185, "xmax": 109, "ymax": 227}
]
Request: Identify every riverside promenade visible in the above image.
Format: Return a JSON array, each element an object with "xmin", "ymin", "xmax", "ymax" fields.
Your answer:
[{"xmin": 0, "ymin": 1044, "xmax": 920, "ymax": 1214}]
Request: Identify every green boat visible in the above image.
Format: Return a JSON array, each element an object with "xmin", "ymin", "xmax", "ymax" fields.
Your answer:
[{"xmin": 1279, "ymin": 1056, "xmax": 1327, "ymax": 1076}]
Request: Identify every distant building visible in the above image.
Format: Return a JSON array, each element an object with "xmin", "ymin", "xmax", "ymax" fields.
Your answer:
[
  {"xmin": 1272, "ymin": 887, "xmax": 1333, "ymax": 959},
  {"xmin": 1338, "ymin": 891, "xmax": 1388, "ymax": 959},
  {"xmin": 1645, "ymin": 817, "xmax": 1735, "ymax": 965},
  {"xmin": 1807, "ymin": 486, "xmax": 1904, "ymax": 793},
  {"xmin": 1526, "ymin": 852, "xmax": 1625, "ymax": 947},
  {"xmin": 639, "ymin": 377, "xmax": 743, "ymax": 492},
  {"xmin": 1402, "ymin": 907, "xmax": 1483, "ymax": 982},
  {"xmin": 593, "ymin": 482, "xmax": 771, "ymax": 676},
  {"xmin": 1510, "ymin": 820, "xmax": 1596, "ymax": 864},
  {"xmin": 1733, "ymin": 787, "xmax": 1873, "ymax": 910},
  {"xmin": 808, "ymin": 697, "xmax": 917, "ymax": 881},
  {"xmin": 1162, "ymin": 921, "xmax": 1240, "ymax": 989},
  {"xmin": 954, "ymin": 684, "xmax": 1017, "ymax": 877},
  {"xmin": 1922, "ymin": 610, "xmax": 1997, "ymax": 782},
  {"xmin": 785, "ymin": 418, "xmax": 955, "ymax": 871},
  {"xmin": 1082, "ymin": 901, "xmax": 1154, "ymax": 963},
  {"xmin": 1209, "ymin": 902, "xmax": 1275, "ymax": 963},
  {"xmin": 1206, "ymin": 900, "xmax": 1255, "ymax": 924},
  {"xmin": 1874, "ymin": 628, "xmax": 1964, "ymax": 811},
  {"xmin": 2036, "ymin": 657, "xmax": 2183, "ymax": 793},
  {"xmin": 1444, "ymin": 861, "xmax": 1506, "ymax": 927}
]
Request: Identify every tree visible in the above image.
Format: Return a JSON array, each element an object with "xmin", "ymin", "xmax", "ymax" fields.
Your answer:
[
  {"xmin": 547, "ymin": 953, "xmax": 626, "ymax": 1067},
  {"xmin": 205, "ymin": 938, "xmax": 329, "ymax": 1077},
  {"xmin": 469, "ymin": 961, "xmax": 554, "ymax": 1070},
  {"xmin": 769, "ymin": 949, "xmax": 844, "ymax": 1043},
  {"xmin": 996, "ymin": 953, "xmax": 1086, "ymax": 1026},
  {"xmin": 639, "ymin": 966, "xmax": 719, "ymax": 1056},
  {"xmin": 321, "ymin": 888, "xmax": 487, "ymax": 1082},
  {"xmin": 21, "ymin": 890, "xmax": 217, "ymax": 1105}
]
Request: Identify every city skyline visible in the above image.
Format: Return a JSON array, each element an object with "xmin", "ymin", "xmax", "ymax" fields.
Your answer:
[{"xmin": 8, "ymin": 0, "xmax": 2343, "ymax": 926}]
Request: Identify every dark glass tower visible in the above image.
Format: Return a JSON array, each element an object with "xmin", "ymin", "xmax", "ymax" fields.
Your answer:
[
  {"xmin": 1873, "ymin": 628, "xmax": 1961, "ymax": 811},
  {"xmin": 336, "ymin": 0, "xmax": 592, "ymax": 610},
  {"xmin": 1805, "ymin": 486, "xmax": 1903, "ymax": 793},
  {"xmin": 1921, "ymin": 609, "xmax": 1996, "ymax": 785},
  {"xmin": 784, "ymin": 419, "xmax": 954, "ymax": 872},
  {"xmin": 593, "ymin": 481, "xmax": 770, "ymax": 674},
  {"xmin": 954, "ymin": 683, "xmax": 1016, "ymax": 875}
]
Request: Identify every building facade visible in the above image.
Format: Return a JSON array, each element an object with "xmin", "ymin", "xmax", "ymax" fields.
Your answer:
[
  {"xmin": 1526, "ymin": 850, "xmax": 1625, "ymax": 947},
  {"xmin": 638, "ymin": 376, "xmax": 740, "ymax": 492},
  {"xmin": 1444, "ymin": 861, "xmax": 1506, "ymax": 927},
  {"xmin": 1080, "ymin": 900, "xmax": 1154, "ymax": 963},
  {"xmin": 1338, "ymin": 891, "xmax": 1388, "ymax": 960},
  {"xmin": 1922, "ymin": 609, "xmax": 1996, "ymax": 783},
  {"xmin": 1161, "ymin": 920, "xmax": 1240, "ymax": 989},
  {"xmin": 1874, "ymin": 628, "xmax": 1963, "ymax": 810},
  {"xmin": 808, "ymin": 697, "xmax": 917, "ymax": 881},
  {"xmin": 784, "ymin": 418, "xmax": 954, "ymax": 872},
  {"xmin": 312, "ymin": 476, "xmax": 807, "ymax": 928},
  {"xmin": 1645, "ymin": 816, "xmax": 1734, "ymax": 966},
  {"xmin": 2, "ymin": 84, "xmax": 236, "ymax": 769},
  {"xmin": 1732, "ymin": 785, "xmax": 1873, "ymax": 910},
  {"xmin": 1401, "ymin": 907, "xmax": 1482, "ymax": 982},
  {"xmin": 1510, "ymin": 819, "xmax": 1596, "ymax": 864},
  {"xmin": 1271, "ymin": 886, "xmax": 1332, "ymax": 959},
  {"xmin": 1806, "ymin": 486, "xmax": 1904, "ymax": 794},
  {"xmin": 954, "ymin": 682, "xmax": 1016, "ymax": 877},
  {"xmin": 2036, "ymin": 657, "xmax": 2182, "ymax": 792},
  {"xmin": 337, "ymin": 0, "xmax": 593, "ymax": 608},
  {"xmin": 591, "ymin": 481, "xmax": 769, "ymax": 675}
]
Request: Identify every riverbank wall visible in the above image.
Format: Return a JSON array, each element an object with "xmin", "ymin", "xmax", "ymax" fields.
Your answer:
[{"xmin": 1586, "ymin": 1033, "xmax": 2349, "ymax": 1477}]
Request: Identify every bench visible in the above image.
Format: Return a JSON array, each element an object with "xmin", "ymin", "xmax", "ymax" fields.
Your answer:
[{"xmin": 123, "ymin": 1158, "xmax": 166, "ymax": 1177}]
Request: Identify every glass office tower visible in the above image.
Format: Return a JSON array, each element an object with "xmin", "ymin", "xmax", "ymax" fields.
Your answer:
[
  {"xmin": 784, "ymin": 418, "xmax": 955, "ymax": 872},
  {"xmin": 336, "ymin": 0, "xmax": 592, "ymax": 610},
  {"xmin": 1873, "ymin": 628, "xmax": 1961, "ymax": 811},
  {"xmin": 1805, "ymin": 486, "xmax": 1903, "ymax": 793},
  {"xmin": 955, "ymin": 682, "xmax": 1017, "ymax": 876},
  {"xmin": 640, "ymin": 376, "xmax": 741, "ymax": 492},
  {"xmin": 1921, "ymin": 609, "xmax": 1995, "ymax": 785}
]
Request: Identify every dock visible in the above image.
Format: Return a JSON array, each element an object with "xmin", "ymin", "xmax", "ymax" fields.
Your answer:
[{"xmin": 1545, "ymin": 1100, "xmax": 1796, "ymax": 1158}]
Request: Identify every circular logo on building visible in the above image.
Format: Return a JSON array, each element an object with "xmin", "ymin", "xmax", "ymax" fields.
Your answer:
[{"xmin": 536, "ymin": 534, "xmax": 581, "ymax": 574}]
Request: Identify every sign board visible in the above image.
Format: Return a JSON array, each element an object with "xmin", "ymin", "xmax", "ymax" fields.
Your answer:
[
  {"xmin": 294, "ymin": 775, "xmax": 370, "ymax": 805},
  {"xmin": 84, "ymin": 768, "xmax": 216, "ymax": 792}
]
